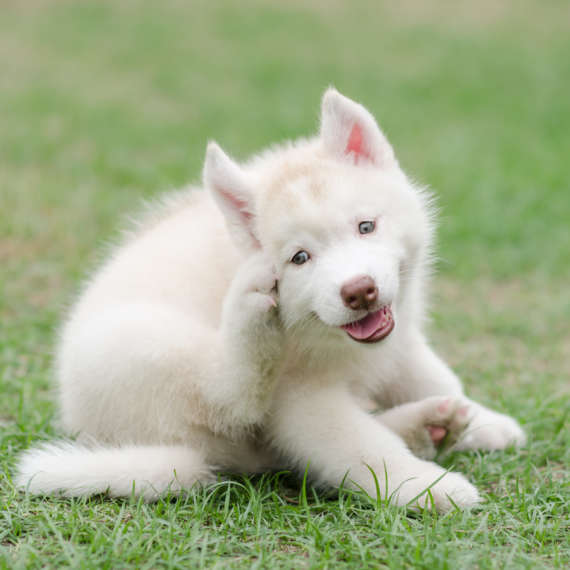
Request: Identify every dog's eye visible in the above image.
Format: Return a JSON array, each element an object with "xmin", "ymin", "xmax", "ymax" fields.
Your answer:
[
  {"xmin": 291, "ymin": 250, "xmax": 310, "ymax": 265},
  {"xmin": 358, "ymin": 221, "xmax": 376, "ymax": 234}
]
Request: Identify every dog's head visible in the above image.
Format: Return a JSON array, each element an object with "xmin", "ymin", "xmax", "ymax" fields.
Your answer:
[{"xmin": 204, "ymin": 89, "xmax": 434, "ymax": 345}]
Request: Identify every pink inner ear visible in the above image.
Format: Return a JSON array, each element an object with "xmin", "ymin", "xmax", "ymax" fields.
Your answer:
[
  {"xmin": 221, "ymin": 189, "xmax": 253, "ymax": 223},
  {"xmin": 345, "ymin": 124, "xmax": 372, "ymax": 164},
  {"xmin": 220, "ymin": 189, "xmax": 260, "ymax": 248}
]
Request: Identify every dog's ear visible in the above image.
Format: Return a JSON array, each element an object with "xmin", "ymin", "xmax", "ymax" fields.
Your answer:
[
  {"xmin": 320, "ymin": 88, "xmax": 397, "ymax": 169},
  {"xmin": 203, "ymin": 142, "xmax": 260, "ymax": 250}
]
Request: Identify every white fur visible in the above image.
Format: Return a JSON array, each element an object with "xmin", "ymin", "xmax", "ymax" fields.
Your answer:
[
  {"xmin": 15, "ymin": 88, "xmax": 526, "ymax": 512},
  {"xmin": 17, "ymin": 443, "xmax": 213, "ymax": 499}
]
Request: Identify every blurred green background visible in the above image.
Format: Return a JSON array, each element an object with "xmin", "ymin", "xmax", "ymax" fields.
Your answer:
[
  {"xmin": 1, "ymin": 1, "xmax": 568, "ymax": 567},
  {"xmin": 2, "ymin": 1, "xmax": 569, "ymax": 286}
]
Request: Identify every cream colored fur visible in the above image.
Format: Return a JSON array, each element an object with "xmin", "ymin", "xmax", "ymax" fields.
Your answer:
[{"xmin": 16, "ymin": 89, "xmax": 526, "ymax": 512}]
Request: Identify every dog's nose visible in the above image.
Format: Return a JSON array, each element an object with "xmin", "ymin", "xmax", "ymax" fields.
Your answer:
[{"xmin": 340, "ymin": 275, "xmax": 378, "ymax": 310}]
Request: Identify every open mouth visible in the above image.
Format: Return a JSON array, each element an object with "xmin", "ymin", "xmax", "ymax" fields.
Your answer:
[{"xmin": 340, "ymin": 305, "xmax": 394, "ymax": 343}]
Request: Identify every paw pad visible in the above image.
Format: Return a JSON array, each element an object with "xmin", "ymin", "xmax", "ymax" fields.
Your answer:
[{"xmin": 427, "ymin": 425, "xmax": 447, "ymax": 445}]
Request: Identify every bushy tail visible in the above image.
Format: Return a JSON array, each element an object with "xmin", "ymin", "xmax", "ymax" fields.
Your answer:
[{"xmin": 15, "ymin": 442, "xmax": 213, "ymax": 500}]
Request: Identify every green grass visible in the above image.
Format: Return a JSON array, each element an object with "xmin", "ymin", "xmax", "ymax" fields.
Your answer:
[{"xmin": 1, "ymin": 1, "xmax": 569, "ymax": 567}]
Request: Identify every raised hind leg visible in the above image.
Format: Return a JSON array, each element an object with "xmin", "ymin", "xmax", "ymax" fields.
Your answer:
[{"xmin": 375, "ymin": 396, "xmax": 471, "ymax": 460}]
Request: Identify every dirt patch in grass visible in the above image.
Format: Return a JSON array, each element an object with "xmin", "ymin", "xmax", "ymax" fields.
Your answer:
[{"xmin": 0, "ymin": 237, "xmax": 50, "ymax": 262}]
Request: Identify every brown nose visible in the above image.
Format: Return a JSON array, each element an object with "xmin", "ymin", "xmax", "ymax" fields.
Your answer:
[{"xmin": 340, "ymin": 275, "xmax": 378, "ymax": 310}]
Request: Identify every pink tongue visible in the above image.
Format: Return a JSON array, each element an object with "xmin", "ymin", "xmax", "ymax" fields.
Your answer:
[{"xmin": 341, "ymin": 309, "xmax": 385, "ymax": 340}]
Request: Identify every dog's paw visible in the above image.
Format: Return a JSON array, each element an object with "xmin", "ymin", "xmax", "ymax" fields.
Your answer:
[
  {"xmin": 224, "ymin": 252, "xmax": 279, "ymax": 323},
  {"xmin": 388, "ymin": 461, "xmax": 481, "ymax": 513},
  {"xmin": 455, "ymin": 405, "xmax": 526, "ymax": 451},
  {"xmin": 240, "ymin": 258, "xmax": 278, "ymax": 316},
  {"xmin": 416, "ymin": 396, "xmax": 472, "ymax": 458},
  {"xmin": 376, "ymin": 396, "xmax": 472, "ymax": 460}
]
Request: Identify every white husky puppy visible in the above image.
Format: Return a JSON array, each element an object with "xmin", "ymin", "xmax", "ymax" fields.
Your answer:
[{"xmin": 16, "ymin": 89, "xmax": 525, "ymax": 512}]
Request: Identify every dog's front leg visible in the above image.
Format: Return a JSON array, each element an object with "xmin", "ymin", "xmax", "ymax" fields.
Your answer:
[
  {"xmin": 205, "ymin": 252, "xmax": 283, "ymax": 428},
  {"xmin": 382, "ymin": 330, "xmax": 526, "ymax": 451},
  {"xmin": 268, "ymin": 380, "xmax": 480, "ymax": 512}
]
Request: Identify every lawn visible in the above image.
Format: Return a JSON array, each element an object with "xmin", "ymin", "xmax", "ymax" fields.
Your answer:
[{"xmin": 1, "ymin": 1, "xmax": 568, "ymax": 567}]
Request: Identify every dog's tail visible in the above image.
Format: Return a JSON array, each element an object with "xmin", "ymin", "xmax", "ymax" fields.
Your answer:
[{"xmin": 15, "ymin": 442, "xmax": 213, "ymax": 499}]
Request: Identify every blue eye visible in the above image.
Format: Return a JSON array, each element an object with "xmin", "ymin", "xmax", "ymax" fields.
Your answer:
[
  {"xmin": 291, "ymin": 250, "xmax": 310, "ymax": 265},
  {"xmin": 358, "ymin": 221, "xmax": 375, "ymax": 234}
]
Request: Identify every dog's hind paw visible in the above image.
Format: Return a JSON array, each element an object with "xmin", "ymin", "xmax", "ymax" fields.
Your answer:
[
  {"xmin": 375, "ymin": 396, "xmax": 472, "ymax": 460},
  {"xmin": 454, "ymin": 404, "xmax": 526, "ymax": 451}
]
